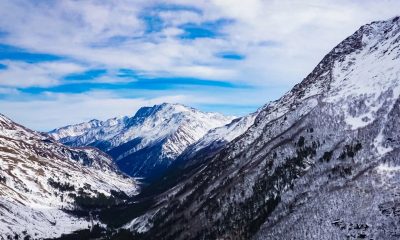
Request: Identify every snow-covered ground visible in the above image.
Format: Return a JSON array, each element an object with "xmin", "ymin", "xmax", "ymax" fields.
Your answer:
[{"xmin": 0, "ymin": 114, "xmax": 138, "ymax": 239}]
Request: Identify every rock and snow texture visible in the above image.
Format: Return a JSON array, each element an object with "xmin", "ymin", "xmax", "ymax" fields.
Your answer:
[
  {"xmin": 48, "ymin": 117, "xmax": 129, "ymax": 147},
  {"xmin": 126, "ymin": 17, "xmax": 400, "ymax": 239},
  {"xmin": 180, "ymin": 110, "xmax": 259, "ymax": 163},
  {"xmin": 50, "ymin": 103, "xmax": 234, "ymax": 180},
  {"xmin": 0, "ymin": 114, "xmax": 137, "ymax": 239}
]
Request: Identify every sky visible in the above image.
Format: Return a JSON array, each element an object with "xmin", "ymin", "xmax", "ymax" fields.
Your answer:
[{"xmin": 0, "ymin": 0, "xmax": 400, "ymax": 130}]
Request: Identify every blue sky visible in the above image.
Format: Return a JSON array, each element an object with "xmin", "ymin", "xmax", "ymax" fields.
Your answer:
[{"xmin": 0, "ymin": 0, "xmax": 400, "ymax": 130}]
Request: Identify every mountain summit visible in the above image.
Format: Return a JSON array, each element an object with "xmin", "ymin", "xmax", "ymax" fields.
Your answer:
[{"xmin": 50, "ymin": 103, "xmax": 235, "ymax": 180}]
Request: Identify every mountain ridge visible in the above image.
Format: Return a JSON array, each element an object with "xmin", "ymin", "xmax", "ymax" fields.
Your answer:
[{"xmin": 49, "ymin": 103, "xmax": 235, "ymax": 180}]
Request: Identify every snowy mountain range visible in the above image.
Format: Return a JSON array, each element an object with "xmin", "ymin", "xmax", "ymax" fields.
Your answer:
[
  {"xmin": 4, "ymin": 16, "xmax": 400, "ymax": 240},
  {"xmin": 0, "ymin": 114, "xmax": 137, "ymax": 239},
  {"xmin": 135, "ymin": 108, "xmax": 259, "ymax": 199},
  {"xmin": 122, "ymin": 17, "xmax": 400, "ymax": 239},
  {"xmin": 49, "ymin": 103, "xmax": 235, "ymax": 181}
]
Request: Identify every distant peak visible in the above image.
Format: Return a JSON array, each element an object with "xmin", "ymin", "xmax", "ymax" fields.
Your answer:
[
  {"xmin": 88, "ymin": 119, "xmax": 101, "ymax": 123},
  {"xmin": 362, "ymin": 16, "xmax": 400, "ymax": 33},
  {"xmin": 133, "ymin": 103, "xmax": 189, "ymax": 117},
  {"xmin": 0, "ymin": 113, "xmax": 9, "ymax": 121},
  {"xmin": 159, "ymin": 102, "xmax": 175, "ymax": 107},
  {"xmin": 391, "ymin": 16, "xmax": 400, "ymax": 23},
  {"xmin": 158, "ymin": 102, "xmax": 189, "ymax": 109},
  {"xmin": 131, "ymin": 105, "xmax": 160, "ymax": 122},
  {"xmin": 0, "ymin": 113, "xmax": 16, "ymax": 126}
]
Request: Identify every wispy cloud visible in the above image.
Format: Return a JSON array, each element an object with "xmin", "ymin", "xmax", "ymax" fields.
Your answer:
[
  {"xmin": 0, "ymin": 60, "xmax": 85, "ymax": 87},
  {"xmin": 0, "ymin": 0, "xmax": 400, "ymax": 129}
]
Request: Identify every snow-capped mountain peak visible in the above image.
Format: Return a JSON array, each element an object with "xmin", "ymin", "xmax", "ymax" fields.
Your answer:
[{"xmin": 50, "ymin": 103, "xmax": 235, "ymax": 180}]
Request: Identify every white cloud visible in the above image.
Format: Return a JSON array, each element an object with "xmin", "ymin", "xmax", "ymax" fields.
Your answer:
[
  {"xmin": 0, "ymin": 0, "xmax": 400, "ymax": 127},
  {"xmin": 1, "ymin": 0, "xmax": 399, "ymax": 85},
  {"xmin": 0, "ymin": 87, "xmax": 20, "ymax": 95},
  {"xmin": 195, "ymin": 0, "xmax": 400, "ymax": 85},
  {"xmin": 0, "ymin": 61, "xmax": 85, "ymax": 87}
]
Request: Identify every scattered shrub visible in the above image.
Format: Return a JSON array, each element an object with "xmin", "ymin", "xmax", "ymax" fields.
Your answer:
[
  {"xmin": 0, "ymin": 175, "xmax": 6, "ymax": 183},
  {"xmin": 298, "ymin": 136, "xmax": 305, "ymax": 147},
  {"xmin": 321, "ymin": 151, "xmax": 333, "ymax": 162},
  {"xmin": 48, "ymin": 178, "xmax": 75, "ymax": 192},
  {"xmin": 74, "ymin": 193, "xmax": 117, "ymax": 209}
]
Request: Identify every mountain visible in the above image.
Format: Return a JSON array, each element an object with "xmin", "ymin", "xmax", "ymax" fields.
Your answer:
[
  {"xmin": 0, "ymin": 114, "xmax": 137, "ymax": 239},
  {"xmin": 49, "ymin": 103, "xmax": 234, "ymax": 181},
  {"xmin": 123, "ymin": 17, "xmax": 400, "ymax": 239},
  {"xmin": 136, "ymin": 110, "xmax": 259, "ymax": 199}
]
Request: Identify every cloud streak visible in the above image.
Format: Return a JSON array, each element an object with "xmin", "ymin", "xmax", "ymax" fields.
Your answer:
[
  {"xmin": 0, "ymin": 60, "xmax": 85, "ymax": 87},
  {"xmin": 0, "ymin": 0, "xmax": 400, "ymax": 129}
]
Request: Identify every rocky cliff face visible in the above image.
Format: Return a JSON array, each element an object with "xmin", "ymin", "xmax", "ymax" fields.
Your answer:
[
  {"xmin": 49, "ymin": 103, "xmax": 234, "ymax": 181},
  {"xmin": 0, "ymin": 114, "xmax": 137, "ymax": 239},
  {"xmin": 125, "ymin": 17, "xmax": 400, "ymax": 239}
]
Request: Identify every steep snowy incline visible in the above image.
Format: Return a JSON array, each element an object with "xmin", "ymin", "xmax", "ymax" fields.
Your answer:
[
  {"xmin": 50, "ymin": 103, "xmax": 234, "ymax": 180},
  {"xmin": 0, "ymin": 114, "xmax": 137, "ymax": 239},
  {"xmin": 124, "ymin": 17, "xmax": 400, "ymax": 240}
]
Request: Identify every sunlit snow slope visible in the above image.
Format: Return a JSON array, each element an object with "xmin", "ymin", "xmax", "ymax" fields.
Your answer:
[{"xmin": 0, "ymin": 114, "xmax": 137, "ymax": 239}]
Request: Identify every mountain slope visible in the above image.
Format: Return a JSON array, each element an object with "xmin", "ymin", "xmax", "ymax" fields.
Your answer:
[
  {"xmin": 50, "ymin": 103, "xmax": 234, "ymax": 180},
  {"xmin": 125, "ymin": 17, "xmax": 400, "ymax": 239},
  {"xmin": 0, "ymin": 114, "xmax": 137, "ymax": 239},
  {"xmin": 179, "ymin": 110, "xmax": 259, "ymax": 166},
  {"xmin": 137, "ymin": 110, "xmax": 259, "ymax": 199}
]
